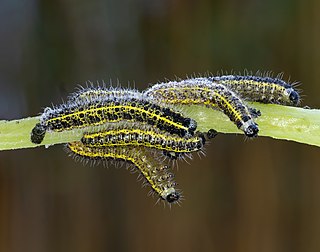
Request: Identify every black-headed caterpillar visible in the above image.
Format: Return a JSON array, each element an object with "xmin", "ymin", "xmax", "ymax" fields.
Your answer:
[
  {"xmin": 31, "ymin": 88, "xmax": 197, "ymax": 144},
  {"xmin": 205, "ymin": 74, "xmax": 300, "ymax": 105},
  {"xmin": 144, "ymin": 79, "xmax": 259, "ymax": 137},
  {"xmin": 66, "ymin": 143, "xmax": 181, "ymax": 204},
  {"xmin": 81, "ymin": 123, "xmax": 206, "ymax": 159}
]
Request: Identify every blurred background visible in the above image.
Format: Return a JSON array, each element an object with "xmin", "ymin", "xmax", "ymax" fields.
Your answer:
[{"xmin": 0, "ymin": 0, "xmax": 319, "ymax": 251}]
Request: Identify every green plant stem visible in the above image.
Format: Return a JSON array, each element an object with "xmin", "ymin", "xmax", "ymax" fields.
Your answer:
[{"xmin": 0, "ymin": 103, "xmax": 319, "ymax": 151}]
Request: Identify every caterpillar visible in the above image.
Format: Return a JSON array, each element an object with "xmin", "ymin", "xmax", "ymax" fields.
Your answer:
[
  {"xmin": 144, "ymin": 79, "xmax": 259, "ymax": 137},
  {"xmin": 81, "ymin": 124, "xmax": 205, "ymax": 153},
  {"xmin": 31, "ymin": 88, "xmax": 197, "ymax": 144},
  {"xmin": 81, "ymin": 123, "xmax": 206, "ymax": 160},
  {"xmin": 204, "ymin": 75, "xmax": 300, "ymax": 105},
  {"xmin": 66, "ymin": 142, "xmax": 181, "ymax": 204}
]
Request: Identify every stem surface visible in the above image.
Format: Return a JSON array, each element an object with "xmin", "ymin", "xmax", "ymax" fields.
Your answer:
[{"xmin": 0, "ymin": 103, "xmax": 319, "ymax": 151}]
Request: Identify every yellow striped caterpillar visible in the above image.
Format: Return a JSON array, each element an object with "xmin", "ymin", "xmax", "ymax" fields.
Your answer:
[
  {"xmin": 66, "ymin": 142, "xmax": 181, "ymax": 204},
  {"xmin": 81, "ymin": 124, "xmax": 205, "ymax": 154},
  {"xmin": 31, "ymin": 88, "xmax": 197, "ymax": 144},
  {"xmin": 144, "ymin": 79, "xmax": 259, "ymax": 137},
  {"xmin": 204, "ymin": 74, "xmax": 300, "ymax": 105}
]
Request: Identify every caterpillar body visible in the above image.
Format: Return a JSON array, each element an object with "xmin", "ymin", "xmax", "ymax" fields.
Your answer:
[
  {"xmin": 204, "ymin": 75, "xmax": 300, "ymax": 105},
  {"xmin": 144, "ymin": 79, "xmax": 258, "ymax": 137},
  {"xmin": 31, "ymin": 88, "xmax": 197, "ymax": 144},
  {"xmin": 81, "ymin": 124, "xmax": 205, "ymax": 157},
  {"xmin": 66, "ymin": 142, "xmax": 181, "ymax": 203}
]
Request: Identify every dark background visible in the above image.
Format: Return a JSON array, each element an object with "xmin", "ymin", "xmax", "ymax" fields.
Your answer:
[{"xmin": 0, "ymin": 0, "xmax": 320, "ymax": 251}]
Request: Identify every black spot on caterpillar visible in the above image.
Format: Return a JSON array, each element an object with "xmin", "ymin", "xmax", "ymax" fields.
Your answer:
[
  {"xmin": 30, "ymin": 88, "xmax": 197, "ymax": 144},
  {"xmin": 66, "ymin": 142, "xmax": 181, "ymax": 204},
  {"xmin": 144, "ymin": 79, "xmax": 259, "ymax": 137}
]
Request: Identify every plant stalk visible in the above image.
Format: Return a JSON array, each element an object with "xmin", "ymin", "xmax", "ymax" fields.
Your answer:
[{"xmin": 0, "ymin": 103, "xmax": 319, "ymax": 151}]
